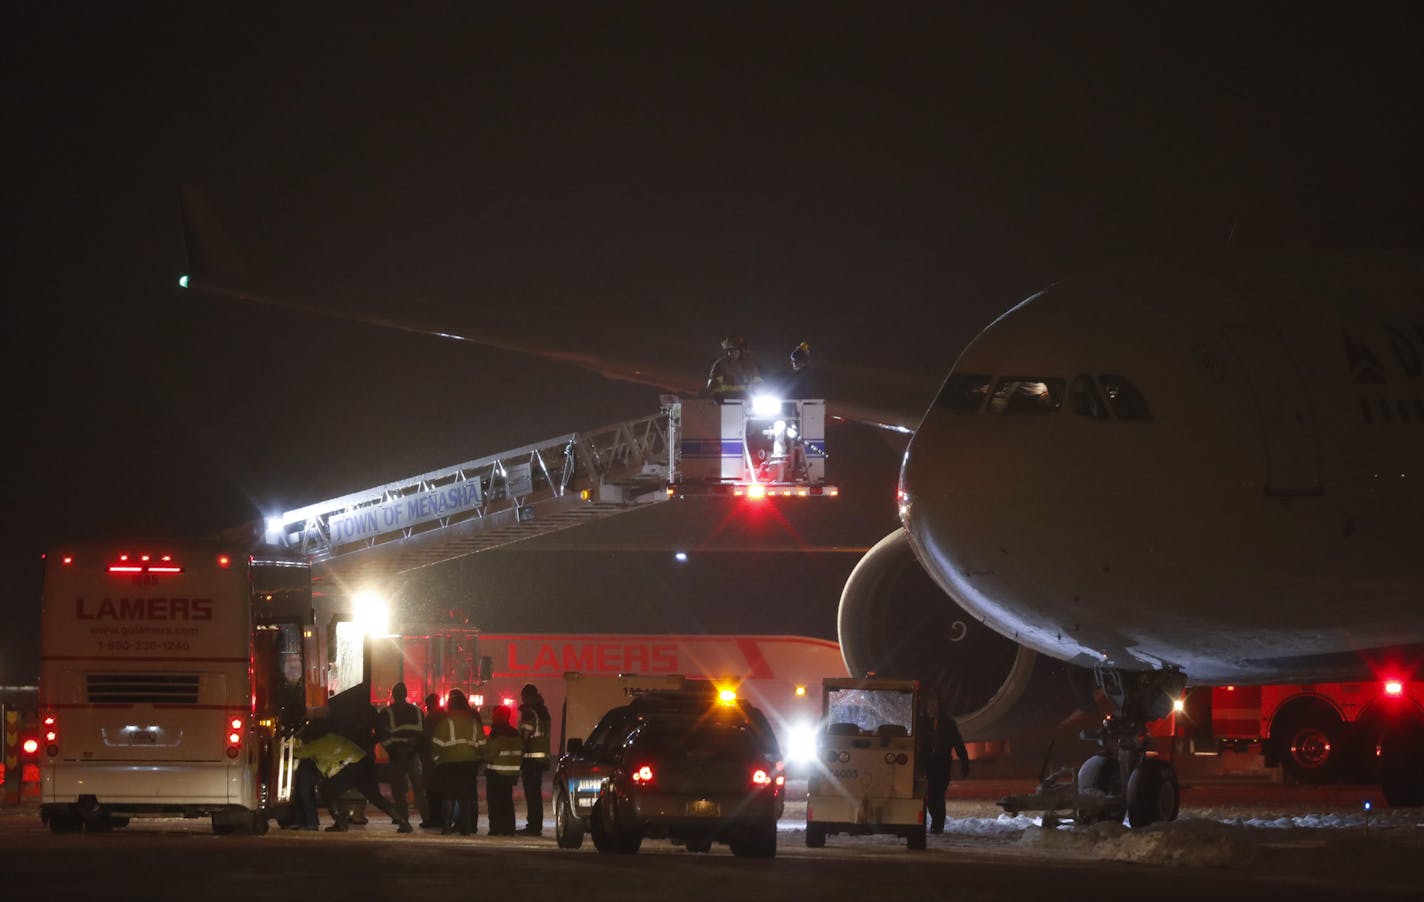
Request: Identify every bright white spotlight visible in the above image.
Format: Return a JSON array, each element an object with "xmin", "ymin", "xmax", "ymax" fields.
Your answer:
[
  {"xmin": 751, "ymin": 394, "xmax": 783, "ymax": 417},
  {"xmin": 785, "ymin": 722, "xmax": 819, "ymax": 764},
  {"xmin": 351, "ymin": 588, "xmax": 391, "ymax": 637},
  {"xmin": 674, "ymin": 551, "xmax": 688, "ymax": 562}
]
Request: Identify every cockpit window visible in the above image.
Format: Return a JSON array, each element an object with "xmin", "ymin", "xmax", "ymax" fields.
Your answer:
[
  {"xmin": 1069, "ymin": 374, "xmax": 1110, "ymax": 420},
  {"xmin": 937, "ymin": 373, "xmax": 992, "ymax": 412},
  {"xmin": 1098, "ymin": 374, "xmax": 1152, "ymax": 420},
  {"xmin": 987, "ymin": 377, "xmax": 1064, "ymax": 414}
]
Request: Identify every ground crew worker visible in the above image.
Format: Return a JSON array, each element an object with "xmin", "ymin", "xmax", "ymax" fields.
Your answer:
[
  {"xmin": 706, "ymin": 334, "xmax": 763, "ymax": 400},
  {"xmin": 421, "ymin": 692, "xmax": 444, "ymax": 828},
  {"xmin": 920, "ymin": 694, "xmax": 970, "ymax": 835},
  {"xmin": 431, "ymin": 689, "xmax": 484, "ymax": 835},
  {"xmin": 483, "ymin": 704, "xmax": 524, "ymax": 836},
  {"xmin": 516, "ymin": 683, "xmax": 552, "ymax": 836},
  {"xmin": 293, "ymin": 720, "xmax": 411, "ymax": 833},
  {"xmin": 377, "ymin": 681, "xmax": 427, "ymax": 829}
]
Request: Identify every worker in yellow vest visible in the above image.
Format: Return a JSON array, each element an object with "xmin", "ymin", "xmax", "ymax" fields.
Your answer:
[
  {"xmin": 483, "ymin": 704, "xmax": 524, "ymax": 836},
  {"xmin": 293, "ymin": 721, "xmax": 410, "ymax": 832},
  {"xmin": 430, "ymin": 689, "xmax": 484, "ymax": 836}
]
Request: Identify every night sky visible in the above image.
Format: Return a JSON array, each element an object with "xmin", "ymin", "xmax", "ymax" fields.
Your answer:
[{"xmin": 7, "ymin": 3, "xmax": 1423, "ymax": 682}]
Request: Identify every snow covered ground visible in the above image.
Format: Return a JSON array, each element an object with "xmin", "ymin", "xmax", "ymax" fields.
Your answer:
[{"xmin": 776, "ymin": 779, "xmax": 1424, "ymax": 888}]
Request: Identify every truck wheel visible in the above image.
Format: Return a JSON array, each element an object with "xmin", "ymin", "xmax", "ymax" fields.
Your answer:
[
  {"xmin": 555, "ymin": 792, "xmax": 585, "ymax": 849},
  {"xmin": 1126, "ymin": 759, "xmax": 1179, "ymax": 827},
  {"xmin": 1380, "ymin": 722, "xmax": 1424, "ymax": 807},
  {"xmin": 684, "ymin": 834, "xmax": 713, "ymax": 853},
  {"xmin": 49, "ymin": 815, "xmax": 83, "ymax": 835},
  {"xmin": 805, "ymin": 823, "xmax": 826, "ymax": 848},
  {"xmin": 906, "ymin": 825, "xmax": 927, "ymax": 850},
  {"xmin": 1270, "ymin": 700, "xmax": 1345, "ymax": 784}
]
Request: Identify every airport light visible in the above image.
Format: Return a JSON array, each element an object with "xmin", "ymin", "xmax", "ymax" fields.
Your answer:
[
  {"xmin": 178, "ymin": 274, "xmax": 189, "ymax": 289},
  {"xmin": 785, "ymin": 722, "xmax": 818, "ymax": 765},
  {"xmin": 674, "ymin": 552, "xmax": 688, "ymax": 562},
  {"xmin": 351, "ymin": 588, "xmax": 392, "ymax": 637}
]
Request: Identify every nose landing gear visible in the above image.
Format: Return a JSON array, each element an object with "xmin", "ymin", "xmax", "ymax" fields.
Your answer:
[{"xmin": 999, "ymin": 667, "xmax": 1185, "ymax": 828}]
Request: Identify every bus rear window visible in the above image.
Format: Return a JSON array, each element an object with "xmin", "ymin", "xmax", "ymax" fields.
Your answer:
[{"xmin": 987, "ymin": 378, "xmax": 1064, "ymax": 414}]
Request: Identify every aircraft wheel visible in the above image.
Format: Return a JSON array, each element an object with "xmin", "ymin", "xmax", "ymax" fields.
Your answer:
[
  {"xmin": 1126, "ymin": 758, "xmax": 1179, "ymax": 827},
  {"xmin": 1075, "ymin": 754, "xmax": 1124, "ymax": 823}
]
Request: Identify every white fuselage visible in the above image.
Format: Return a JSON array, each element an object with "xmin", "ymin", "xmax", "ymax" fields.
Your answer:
[{"xmin": 899, "ymin": 252, "xmax": 1424, "ymax": 685}]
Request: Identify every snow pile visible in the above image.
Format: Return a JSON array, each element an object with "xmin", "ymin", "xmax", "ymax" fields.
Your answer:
[
  {"xmin": 1018, "ymin": 818, "xmax": 1251, "ymax": 868},
  {"xmin": 942, "ymin": 813, "xmax": 1039, "ymax": 836}
]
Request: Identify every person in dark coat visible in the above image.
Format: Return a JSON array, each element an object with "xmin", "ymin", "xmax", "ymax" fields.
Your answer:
[
  {"xmin": 420, "ymin": 692, "xmax": 444, "ymax": 828},
  {"xmin": 516, "ymin": 683, "xmax": 552, "ymax": 836},
  {"xmin": 920, "ymin": 693, "xmax": 970, "ymax": 835},
  {"xmin": 376, "ymin": 681, "xmax": 425, "ymax": 831}
]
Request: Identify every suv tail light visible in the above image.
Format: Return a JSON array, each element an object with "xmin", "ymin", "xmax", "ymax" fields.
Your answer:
[
  {"xmin": 631, "ymin": 764, "xmax": 654, "ymax": 784},
  {"xmin": 752, "ymin": 766, "xmax": 784, "ymax": 787},
  {"xmin": 42, "ymin": 714, "xmax": 58, "ymax": 757},
  {"xmin": 225, "ymin": 715, "xmax": 244, "ymax": 758}
]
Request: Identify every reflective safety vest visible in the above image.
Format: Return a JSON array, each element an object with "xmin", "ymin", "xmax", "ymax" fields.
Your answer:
[
  {"xmin": 430, "ymin": 711, "xmax": 484, "ymax": 766},
  {"xmin": 294, "ymin": 732, "xmax": 366, "ymax": 779},
  {"xmin": 382, "ymin": 701, "xmax": 424, "ymax": 749},
  {"xmin": 483, "ymin": 726, "xmax": 524, "ymax": 776},
  {"xmin": 518, "ymin": 702, "xmax": 552, "ymax": 761}
]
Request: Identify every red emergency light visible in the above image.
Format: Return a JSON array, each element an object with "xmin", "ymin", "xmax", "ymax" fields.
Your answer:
[
  {"xmin": 631, "ymin": 764, "xmax": 654, "ymax": 784},
  {"xmin": 22, "ymin": 737, "xmax": 39, "ymax": 756},
  {"xmin": 1385, "ymin": 680, "xmax": 1404, "ymax": 696},
  {"xmin": 108, "ymin": 552, "xmax": 186, "ymax": 575}
]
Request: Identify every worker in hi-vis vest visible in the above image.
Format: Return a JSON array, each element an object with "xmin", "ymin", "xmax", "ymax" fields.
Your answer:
[{"xmin": 516, "ymin": 683, "xmax": 553, "ymax": 836}]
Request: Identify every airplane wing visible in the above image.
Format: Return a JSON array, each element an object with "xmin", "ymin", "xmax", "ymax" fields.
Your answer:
[{"xmin": 178, "ymin": 185, "xmax": 938, "ymax": 434}]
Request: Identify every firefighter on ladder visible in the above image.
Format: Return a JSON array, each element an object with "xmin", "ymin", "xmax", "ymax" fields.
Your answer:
[
  {"xmin": 517, "ymin": 683, "xmax": 552, "ymax": 836},
  {"xmin": 706, "ymin": 334, "xmax": 763, "ymax": 400}
]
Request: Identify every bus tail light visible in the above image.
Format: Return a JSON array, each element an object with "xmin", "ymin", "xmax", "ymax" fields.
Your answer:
[
  {"xmin": 42, "ymin": 714, "xmax": 58, "ymax": 756},
  {"xmin": 225, "ymin": 716, "xmax": 243, "ymax": 758}
]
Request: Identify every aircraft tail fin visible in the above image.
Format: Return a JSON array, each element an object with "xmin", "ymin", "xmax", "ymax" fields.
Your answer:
[{"xmin": 181, "ymin": 184, "xmax": 249, "ymax": 282}]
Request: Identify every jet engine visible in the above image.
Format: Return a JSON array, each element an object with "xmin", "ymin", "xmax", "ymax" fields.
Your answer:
[{"xmin": 838, "ymin": 528, "xmax": 1092, "ymax": 741}]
